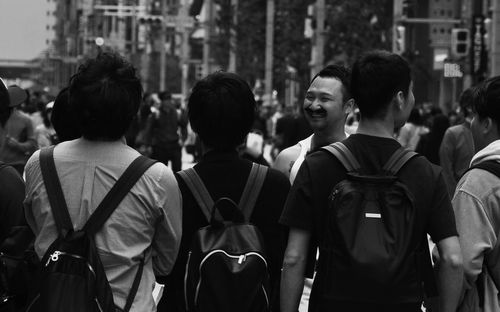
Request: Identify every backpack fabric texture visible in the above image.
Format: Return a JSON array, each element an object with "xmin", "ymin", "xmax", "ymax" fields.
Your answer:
[
  {"xmin": 178, "ymin": 163, "xmax": 271, "ymax": 312},
  {"xmin": 313, "ymin": 142, "xmax": 436, "ymax": 304},
  {"xmin": 26, "ymin": 146, "xmax": 156, "ymax": 312}
]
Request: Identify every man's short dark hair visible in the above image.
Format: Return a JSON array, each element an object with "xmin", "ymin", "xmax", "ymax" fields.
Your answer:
[
  {"xmin": 310, "ymin": 64, "xmax": 351, "ymax": 102},
  {"xmin": 472, "ymin": 76, "xmax": 500, "ymax": 127},
  {"xmin": 69, "ymin": 52, "xmax": 142, "ymax": 141},
  {"xmin": 188, "ymin": 71, "xmax": 255, "ymax": 151},
  {"xmin": 351, "ymin": 50, "xmax": 412, "ymax": 119},
  {"xmin": 51, "ymin": 87, "xmax": 82, "ymax": 142}
]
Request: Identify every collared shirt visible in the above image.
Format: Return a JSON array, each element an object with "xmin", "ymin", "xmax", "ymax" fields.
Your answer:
[{"xmin": 24, "ymin": 138, "xmax": 182, "ymax": 311}]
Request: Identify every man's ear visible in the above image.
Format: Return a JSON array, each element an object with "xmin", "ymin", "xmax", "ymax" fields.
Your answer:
[
  {"xmin": 395, "ymin": 90, "xmax": 406, "ymax": 111},
  {"xmin": 483, "ymin": 117, "xmax": 498, "ymax": 136},
  {"xmin": 343, "ymin": 98, "xmax": 355, "ymax": 115}
]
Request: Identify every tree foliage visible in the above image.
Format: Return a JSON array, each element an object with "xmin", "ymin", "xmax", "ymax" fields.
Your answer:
[{"xmin": 212, "ymin": 0, "xmax": 393, "ymax": 103}]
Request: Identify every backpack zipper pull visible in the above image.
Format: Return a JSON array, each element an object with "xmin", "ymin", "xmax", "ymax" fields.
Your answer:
[
  {"xmin": 238, "ymin": 255, "xmax": 246, "ymax": 264},
  {"xmin": 46, "ymin": 251, "xmax": 61, "ymax": 266}
]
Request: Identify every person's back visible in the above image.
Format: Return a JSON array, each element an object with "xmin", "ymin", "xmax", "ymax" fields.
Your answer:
[
  {"xmin": 453, "ymin": 77, "xmax": 500, "ymax": 312},
  {"xmin": 157, "ymin": 72, "xmax": 290, "ymax": 312},
  {"xmin": 24, "ymin": 53, "xmax": 182, "ymax": 311},
  {"xmin": 280, "ymin": 50, "xmax": 463, "ymax": 312}
]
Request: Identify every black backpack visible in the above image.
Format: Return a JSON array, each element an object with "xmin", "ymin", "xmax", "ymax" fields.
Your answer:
[
  {"xmin": 178, "ymin": 163, "xmax": 271, "ymax": 312},
  {"xmin": 316, "ymin": 142, "xmax": 436, "ymax": 303},
  {"xmin": 26, "ymin": 146, "xmax": 157, "ymax": 312}
]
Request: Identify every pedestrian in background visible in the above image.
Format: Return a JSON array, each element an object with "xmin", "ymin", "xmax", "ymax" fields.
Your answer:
[
  {"xmin": 439, "ymin": 88, "xmax": 475, "ymax": 197},
  {"xmin": 0, "ymin": 84, "xmax": 36, "ymax": 175},
  {"xmin": 453, "ymin": 77, "xmax": 500, "ymax": 312},
  {"xmin": 144, "ymin": 91, "xmax": 187, "ymax": 172},
  {"xmin": 24, "ymin": 52, "xmax": 182, "ymax": 311}
]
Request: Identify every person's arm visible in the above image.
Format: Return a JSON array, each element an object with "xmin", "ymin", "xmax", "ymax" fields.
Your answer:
[
  {"xmin": 439, "ymin": 130, "xmax": 457, "ymax": 197},
  {"xmin": 434, "ymin": 235, "xmax": 463, "ymax": 312},
  {"xmin": 281, "ymin": 227, "xmax": 311, "ymax": 312},
  {"xmin": 272, "ymin": 145, "xmax": 300, "ymax": 180},
  {"xmin": 452, "ymin": 187, "xmax": 495, "ymax": 298},
  {"xmin": 152, "ymin": 165, "xmax": 183, "ymax": 276}
]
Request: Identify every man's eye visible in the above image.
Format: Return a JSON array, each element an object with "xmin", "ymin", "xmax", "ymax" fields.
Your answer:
[{"xmin": 305, "ymin": 95, "xmax": 314, "ymax": 101}]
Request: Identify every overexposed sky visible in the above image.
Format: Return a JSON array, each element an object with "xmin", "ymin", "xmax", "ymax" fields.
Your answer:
[{"xmin": 0, "ymin": 0, "xmax": 50, "ymax": 60}]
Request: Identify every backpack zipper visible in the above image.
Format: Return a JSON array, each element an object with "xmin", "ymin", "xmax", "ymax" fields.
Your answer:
[
  {"xmin": 45, "ymin": 250, "xmax": 96, "ymax": 276},
  {"xmin": 194, "ymin": 250, "xmax": 268, "ymax": 306}
]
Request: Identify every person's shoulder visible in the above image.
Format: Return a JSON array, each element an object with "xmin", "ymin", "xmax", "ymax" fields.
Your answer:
[{"xmin": 273, "ymin": 144, "xmax": 301, "ymax": 175}]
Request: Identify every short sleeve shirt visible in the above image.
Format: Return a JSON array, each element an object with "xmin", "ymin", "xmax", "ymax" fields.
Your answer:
[{"xmin": 279, "ymin": 134, "xmax": 457, "ymax": 308}]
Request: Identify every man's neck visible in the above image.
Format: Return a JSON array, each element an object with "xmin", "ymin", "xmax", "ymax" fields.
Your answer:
[
  {"xmin": 356, "ymin": 117, "xmax": 395, "ymax": 139},
  {"xmin": 311, "ymin": 129, "xmax": 347, "ymax": 150}
]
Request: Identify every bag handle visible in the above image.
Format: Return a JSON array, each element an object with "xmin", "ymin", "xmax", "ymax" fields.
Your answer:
[
  {"xmin": 322, "ymin": 142, "xmax": 361, "ymax": 172},
  {"xmin": 40, "ymin": 146, "xmax": 74, "ymax": 237},
  {"xmin": 177, "ymin": 168, "xmax": 222, "ymax": 222},
  {"xmin": 382, "ymin": 147, "xmax": 418, "ymax": 175},
  {"xmin": 83, "ymin": 156, "xmax": 157, "ymax": 235},
  {"xmin": 238, "ymin": 163, "xmax": 268, "ymax": 221}
]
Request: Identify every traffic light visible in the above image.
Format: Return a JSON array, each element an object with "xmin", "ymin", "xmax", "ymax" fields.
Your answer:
[
  {"xmin": 451, "ymin": 28, "xmax": 470, "ymax": 58},
  {"xmin": 195, "ymin": 63, "xmax": 204, "ymax": 80},
  {"xmin": 394, "ymin": 25, "xmax": 406, "ymax": 54}
]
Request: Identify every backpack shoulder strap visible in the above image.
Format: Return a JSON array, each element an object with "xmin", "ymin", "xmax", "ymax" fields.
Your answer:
[
  {"xmin": 239, "ymin": 163, "xmax": 268, "ymax": 221},
  {"xmin": 467, "ymin": 160, "xmax": 500, "ymax": 179},
  {"xmin": 321, "ymin": 142, "xmax": 361, "ymax": 172},
  {"xmin": 39, "ymin": 146, "xmax": 74, "ymax": 237},
  {"xmin": 83, "ymin": 156, "xmax": 157, "ymax": 235},
  {"xmin": 177, "ymin": 168, "xmax": 222, "ymax": 221},
  {"xmin": 382, "ymin": 147, "xmax": 418, "ymax": 175},
  {"xmin": 121, "ymin": 255, "xmax": 145, "ymax": 312}
]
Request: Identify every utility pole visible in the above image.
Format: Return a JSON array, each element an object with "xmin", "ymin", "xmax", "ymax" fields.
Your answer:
[
  {"xmin": 311, "ymin": 0, "xmax": 325, "ymax": 76},
  {"xmin": 179, "ymin": 0, "xmax": 191, "ymax": 103},
  {"xmin": 228, "ymin": 0, "xmax": 238, "ymax": 72},
  {"xmin": 264, "ymin": 0, "xmax": 274, "ymax": 105},
  {"xmin": 491, "ymin": 0, "xmax": 500, "ymax": 76},
  {"xmin": 203, "ymin": 0, "xmax": 214, "ymax": 77},
  {"xmin": 159, "ymin": 0, "xmax": 167, "ymax": 91}
]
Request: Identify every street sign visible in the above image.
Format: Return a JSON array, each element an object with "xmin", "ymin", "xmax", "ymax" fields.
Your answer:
[{"xmin": 444, "ymin": 63, "xmax": 463, "ymax": 77}]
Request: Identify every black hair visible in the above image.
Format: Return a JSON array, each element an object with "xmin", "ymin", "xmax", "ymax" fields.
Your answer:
[
  {"xmin": 407, "ymin": 108, "xmax": 423, "ymax": 125},
  {"xmin": 472, "ymin": 76, "xmax": 500, "ymax": 128},
  {"xmin": 459, "ymin": 87, "xmax": 474, "ymax": 118},
  {"xmin": 351, "ymin": 50, "xmax": 412, "ymax": 119},
  {"xmin": 69, "ymin": 52, "xmax": 142, "ymax": 141},
  {"xmin": 0, "ymin": 81, "xmax": 11, "ymax": 127},
  {"xmin": 310, "ymin": 64, "xmax": 351, "ymax": 102},
  {"xmin": 51, "ymin": 87, "xmax": 82, "ymax": 142},
  {"xmin": 188, "ymin": 71, "xmax": 256, "ymax": 151}
]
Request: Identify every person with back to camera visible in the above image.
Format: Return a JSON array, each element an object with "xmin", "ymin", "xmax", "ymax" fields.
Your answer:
[
  {"xmin": 157, "ymin": 71, "xmax": 290, "ymax": 312},
  {"xmin": 24, "ymin": 52, "xmax": 182, "ymax": 312},
  {"xmin": 280, "ymin": 50, "xmax": 463, "ymax": 312}
]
